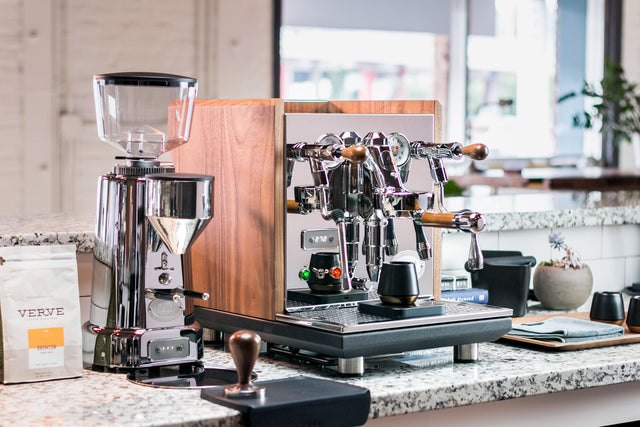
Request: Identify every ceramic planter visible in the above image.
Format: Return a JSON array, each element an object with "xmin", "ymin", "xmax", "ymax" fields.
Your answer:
[{"xmin": 533, "ymin": 264, "xmax": 593, "ymax": 310}]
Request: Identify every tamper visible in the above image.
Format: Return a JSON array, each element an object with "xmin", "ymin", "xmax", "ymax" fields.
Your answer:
[
  {"xmin": 224, "ymin": 330, "xmax": 265, "ymax": 399},
  {"xmin": 201, "ymin": 329, "xmax": 371, "ymax": 426}
]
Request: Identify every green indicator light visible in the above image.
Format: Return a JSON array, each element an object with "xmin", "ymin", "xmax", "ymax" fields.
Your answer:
[{"xmin": 299, "ymin": 269, "xmax": 310, "ymax": 281}]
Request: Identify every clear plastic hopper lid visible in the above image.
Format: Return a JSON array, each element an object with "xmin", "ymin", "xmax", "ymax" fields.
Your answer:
[{"xmin": 93, "ymin": 72, "xmax": 197, "ymax": 158}]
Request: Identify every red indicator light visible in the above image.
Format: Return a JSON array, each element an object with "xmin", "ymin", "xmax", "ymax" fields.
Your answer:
[{"xmin": 330, "ymin": 267, "xmax": 342, "ymax": 279}]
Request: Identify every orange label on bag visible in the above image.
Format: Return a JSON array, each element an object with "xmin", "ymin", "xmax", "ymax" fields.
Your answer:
[{"xmin": 28, "ymin": 327, "xmax": 64, "ymax": 349}]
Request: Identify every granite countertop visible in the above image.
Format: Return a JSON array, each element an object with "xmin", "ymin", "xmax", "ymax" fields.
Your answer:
[
  {"xmin": 447, "ymin": 190, "xmax": 640, "ymax": 232},
  {"xmin": 0, "ymin": 214, "xmax": 95, "ymax": 252},
  {"xmin": 1, "ymin": 339, "xmax": 640, "ymax": 426},
  {"xmin": 2, "ymin": 191, "xmax": 640, "ymax": 252}
]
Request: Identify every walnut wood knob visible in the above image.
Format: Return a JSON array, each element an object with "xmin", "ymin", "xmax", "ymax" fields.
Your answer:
[
  {"xmin": 460, "ymin": 143, "xmax": 489, "ymax": 160},
  {"xmin": 287, "ymin": 200, "xmax": 300, "ymax": 213},
  {"xmin": 339, "ymin": 145, "xmax": 369, "ymax": 164},
  {"xmin": 224, "ymin": 330, "xmax": 265, "ymax": 398}
]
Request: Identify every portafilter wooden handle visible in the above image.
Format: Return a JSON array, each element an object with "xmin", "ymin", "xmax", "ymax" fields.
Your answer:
[
  {"xmin": 420, "ymin": 211, "xmax": 485, "ymax": 232},
  {"xmin": 339, "ymin": 145, "xmax": 368, "ymax": 164},
  {"xmin": 460, "ymin": 143, "xmax": 489, "ymax": 160},
  {"xmin": 420, "ymin": 212, "xmax": 457, "ymax": 229}
]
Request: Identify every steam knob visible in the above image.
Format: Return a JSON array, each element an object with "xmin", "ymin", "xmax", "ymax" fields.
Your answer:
[
  {"xmin": 224, "ymin": 330, "xmax": 265, "ymax": 399},
  {"xmin": 458, "ymin": 143, "xmax": 489, "ymax": 160},
  {"xmin": 338, "ymin": 145, "xmax": 369, "ymax": 164}
]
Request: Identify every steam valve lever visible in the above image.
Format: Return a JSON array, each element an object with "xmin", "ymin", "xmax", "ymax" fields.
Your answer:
[
  {"xmin": 465, "ymin": 233, "xmax": 484, "ymax": 271},
  {"xmin": 224, "ymin": 330, "xmax": 265, "ymax": 399},
  {"xmin": 385, "ymin": 219, "xmax": 399, "ymax": 256}
]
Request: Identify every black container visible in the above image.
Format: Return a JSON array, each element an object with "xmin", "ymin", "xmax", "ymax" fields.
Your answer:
[
  {"xmin": 469, "ymin": 250, "xmax": 536, "ymax": 317},
  {"xmin": 590, "ymin": 291, "xmax": 625, "ymax": 325},
  {"xmin": 626, "ymin": 296, "xmax": 640, "ymax": 332},
  {"xmin": 377, "ymin": 261, "xmax": 419, "ymax": 306},
  {"xmin": 306, "ymin": 252, "xmax": 342, "ymax": 293}
]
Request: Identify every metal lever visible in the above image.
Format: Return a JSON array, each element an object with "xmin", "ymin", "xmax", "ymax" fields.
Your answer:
[{"xmin": 145, "ymin": 288, "xmax": 210, "ymax": 303}]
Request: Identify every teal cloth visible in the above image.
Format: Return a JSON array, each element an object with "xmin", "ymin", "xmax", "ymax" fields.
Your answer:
[{"xmin": 509, "ymin": 316, "xmax": 624, "ymax": 343}]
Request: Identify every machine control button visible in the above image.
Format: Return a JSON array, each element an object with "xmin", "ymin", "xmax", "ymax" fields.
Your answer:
[
  {"xmin": 158, "ymin": 272, "xmax": 171, "ymax": 285},
  {"xmin": 148, "ymin": 337, "xmax": 191, "ymax": 361}
]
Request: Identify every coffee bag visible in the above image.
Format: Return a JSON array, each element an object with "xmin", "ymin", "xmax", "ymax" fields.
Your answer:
[{"xmin": 0, "ymin": 245, "xmax": 82, "ymax": 383}]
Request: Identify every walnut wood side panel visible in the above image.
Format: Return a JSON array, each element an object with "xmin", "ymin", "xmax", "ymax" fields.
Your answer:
[{"xmin": 174, "ymin": 99, "xmax": 285, "ymax": 320}]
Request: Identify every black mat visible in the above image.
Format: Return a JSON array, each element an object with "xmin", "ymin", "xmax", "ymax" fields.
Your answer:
[
  {"xmin": 358, "ymin": 299, "xmax": 446, "ymax": 319},
  {"xmin": 287, "ymin": 288, "xmax": 371, "ymax": 304},
  {"xmin": 201, "ymin": 376, "xmax": 370, "ymax": 427}
]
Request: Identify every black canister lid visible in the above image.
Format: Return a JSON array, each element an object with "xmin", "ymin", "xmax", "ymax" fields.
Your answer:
[
  {"xmin": 146, "ymin": 173, "xmax": 214, "ymax": 182},
  {"xmin": 94, "ymin": 72, "xmax": 197, "ymax": 87}
]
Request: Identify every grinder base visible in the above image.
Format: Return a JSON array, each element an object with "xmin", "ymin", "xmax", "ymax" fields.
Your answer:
[{"xmin": 126, "ymin": 362, "xmax": 257, "ymax": 389}]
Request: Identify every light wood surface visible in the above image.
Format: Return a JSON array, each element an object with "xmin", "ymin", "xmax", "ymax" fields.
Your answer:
[{"xmin": 503, "ymin": 311, "xmax": 640, "ymax": 350}]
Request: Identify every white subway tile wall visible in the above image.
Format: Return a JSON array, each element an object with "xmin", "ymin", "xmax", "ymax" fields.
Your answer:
[
  {"xmin": 553, "ymin": 226, "xmax": 603, "ymax": 261},
  {"xmin": 602, "ymin": 224, "xmax": 640, "ymax": 258},
  {"xmin": 497, "ymin": 228, "xmax": 552, "ymax": 266},
  {"xmin": 77, "ymin": 252, "xmax": 93, "ymax": 325},
  {"xmin": 442, "ymin": 224, "xmax": 640, "ymax": 299},
  {"xmin": 587, "ymin": 258, "xmax": 627, "ymax": 292},
  {"xmin": 625, "ymin": 256, "xmax": 640, "ymax": 288},
  {"xmin": 441, "ymin": 231, "xmax": 499, "ymax": 271}
]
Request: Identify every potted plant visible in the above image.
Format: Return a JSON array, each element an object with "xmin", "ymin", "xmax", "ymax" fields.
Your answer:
[
  {"xmin": 533, "ymin": 232, "xmax": 593, "ymax": 310},
  {"xmin": 571, "ymin": 60, "xmax": 640, "ymax": 146},
  {"xmin": 562, "ymin": 60, "xmax": 640, "ymax": 169}
]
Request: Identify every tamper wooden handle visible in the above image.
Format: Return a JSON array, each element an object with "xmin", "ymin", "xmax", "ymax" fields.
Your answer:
[
  {"xmin": 224, "ymin": 330, "xmax": 265, "ymax": 398},
  {"xmin": 339, "ymin": 145, "xmax": 368, "ymax": 164},
  {"xmin": 460, "ymin": 143, "xmax": 489, "ymax": 160}
]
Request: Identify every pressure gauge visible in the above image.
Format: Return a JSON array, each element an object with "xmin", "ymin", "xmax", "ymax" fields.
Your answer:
[
  {"xmin": 388, "ymin": 132, "xmax": 411, "ymax": 167},
  {"xmin": 316, "ymin": 133, "xmax": 344, "ymax": 168}
]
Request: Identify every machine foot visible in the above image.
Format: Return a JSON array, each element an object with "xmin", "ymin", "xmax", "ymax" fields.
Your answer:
[
  {"xmin": 337, "ymin": 357, "xmax": 365, "ymax": 376},
  {"xmin": 454, "ymin": 343, "xmax": 479, "ymax": 363}
]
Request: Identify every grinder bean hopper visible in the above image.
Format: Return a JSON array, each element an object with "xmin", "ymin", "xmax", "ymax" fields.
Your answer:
[{"xmin": 83, "ymin": 73, "xmax": 230, "ymax": 386}]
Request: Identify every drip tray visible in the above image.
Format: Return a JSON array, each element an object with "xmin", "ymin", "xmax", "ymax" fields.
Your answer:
[{"xmin": 194, "ymin": 300, "xmax": 513, "ymax": 361}]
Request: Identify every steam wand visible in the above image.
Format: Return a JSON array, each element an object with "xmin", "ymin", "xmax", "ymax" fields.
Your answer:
[{"xmin": 412, "ymin": 141, "xmax": 489, "ymax": 271}]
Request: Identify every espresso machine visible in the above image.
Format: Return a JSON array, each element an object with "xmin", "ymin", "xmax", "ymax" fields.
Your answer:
[
  {"xmin": 170, "ymin": 100, "xmax": 513, "ymax": 375},
  {"xmin": 83, "ymin": 72, "xmax": 216, "ymax": 374}
]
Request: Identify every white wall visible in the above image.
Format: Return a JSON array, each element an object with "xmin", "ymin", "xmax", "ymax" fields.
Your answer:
[
  {"xmin": 442, "ymin": 224, "xmax": 640, "ymax": 311},
  {"xmin": 0, "ymin": 0, "xmax": 274, "ymax": 217}
]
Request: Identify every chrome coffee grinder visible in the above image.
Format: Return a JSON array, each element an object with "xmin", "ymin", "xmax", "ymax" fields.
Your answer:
[{"xmin": 83, "ymin": 73, "xmax": 216, "ymax": 381}]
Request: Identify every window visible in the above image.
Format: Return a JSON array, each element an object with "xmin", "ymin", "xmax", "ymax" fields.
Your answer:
[{"xmin": 280, "ymin": 0, "xmax": 605, "ymax": 166}]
